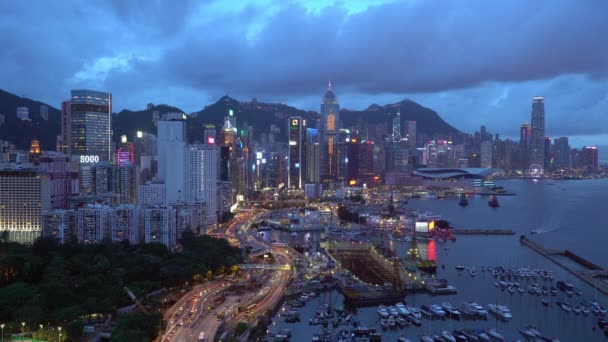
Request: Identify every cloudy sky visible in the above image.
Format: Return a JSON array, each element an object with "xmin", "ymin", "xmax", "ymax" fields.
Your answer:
[{"xmin": 1, "ymin": 0, "xmax": 607, "ymax": 148}]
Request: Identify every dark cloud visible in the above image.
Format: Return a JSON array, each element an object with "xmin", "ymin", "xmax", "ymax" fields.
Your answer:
[{"xmin": 0, "ymin": 0, "xmax": 607, "ymax": 144}]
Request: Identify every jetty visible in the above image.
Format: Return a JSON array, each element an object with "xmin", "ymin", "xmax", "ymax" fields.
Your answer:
[
  {"xmin": 520, "ymin": 235, "xmax": 608, "ymax": 295},
  {"xmin": 452, "ymin": 229, "xmax": 515, "ymax": 235}
]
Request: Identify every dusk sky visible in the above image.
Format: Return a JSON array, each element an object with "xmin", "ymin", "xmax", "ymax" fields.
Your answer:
[{"xmin": 1, "ymin": 0, "xmax": 607, "ymax": 148}]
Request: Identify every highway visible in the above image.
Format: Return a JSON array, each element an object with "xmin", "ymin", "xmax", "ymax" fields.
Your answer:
[{"xmin": 163, "ymin": 209, "xmax": 295, "ymax": 341}]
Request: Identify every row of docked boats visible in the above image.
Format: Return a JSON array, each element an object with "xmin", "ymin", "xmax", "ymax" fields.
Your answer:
[
  {"xmin": 378, "ymin": 301, "xmax": 492, "ymax": 321},
  {"xmin": 420, "ymin": 328, "xmax": 506, "ymax": 342}
]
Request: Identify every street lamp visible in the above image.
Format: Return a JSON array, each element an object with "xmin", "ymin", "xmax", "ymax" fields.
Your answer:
[
  {"xmin": 21, "ymin": 322, "xmax": 25, "ymax": 333},
  {"xmin": 1, "ymin": 323, "xmax": 4, "ymax": 342},
  {"xmin": 58, "ymin": 327, "xmax": 62, "ymax": 342}
]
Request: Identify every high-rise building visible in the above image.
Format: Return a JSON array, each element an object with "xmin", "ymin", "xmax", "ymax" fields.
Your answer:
[
  {"xmin": 320, "ymin": 82, "xmax": 340, "ymax": 183},
  {"xmin": 305, "ymin": 128, "xmax": 320, "ymax": 184},
  {"xmin": 70, "ymin": 90, "xmax": 112, "ymax": 161},
  {"xmin": 111, "ymin": 205, "xmax": 140, "ymax": 243},
  {"xmin": 582, "ymin": 146, "xmax": 599, "ymax": 170},
  {"xmin": 117, "ymin": 164, "xmax": 136, "ymax": 204},
  {"xmin": 185, "ymin": 144, "xmax": 218, "ymax": 225},
  {"xmin": 138, "ymin": 181, "xmax": 167, "ymax": 206},
  {"xmin": 0, "ymin": 168, "xmax": 51, "ymax": 243},
  {"xmin": 38, "ymin": 152, "xmax": 79, "ymax": 209},
  {"xmin": 29, "ymin": 139, "xmax": 41, "ymax": 165},
  {"xmin": 404, "ymin": 121, "xmax": 417, "ymax": 152},
  {"xmin": 204, "ymin": 124, "xmax": 217, "ymax": 145},
  {"xmin": 43, "ymin": 209, "xmax": 76, "ymax": 244},
  {"xmin": 143, "ymin": 207, "xmax": 177, "ymax": 248},
  {"xmin": 288, "ymin": 117, "xmax": 306, "ymax": 189},
  {"xmin": 544, "ymin": 137, "xmax": 553, "ymax": 170},
  {"xmin": 157, "ymin": 113, "xmax": 187, "ymax": 204},
  {"xmin": 530, "ymin": 96, "xmax": 545, "ymax": 168},
  {"xmin": 40, "ymin": 104, "xmax": 48, "ymax": 121},
  {"xmin": 520, "ymin": 123, "xmax": 531, "ymax": 147},
  {"xmin": 77, "ymin": 204, "xmax": 111, "ymax": 244},
  {"xmin": 553, "ymin": 137, "xmax": 571, "ymax": 170},
  {"xmin": 481, "ymin": 141, "xmax": 493, "ymax": 168},
  {"xmin": 60, "ymin": 100, "xmax": 71, "ymax": 155}
]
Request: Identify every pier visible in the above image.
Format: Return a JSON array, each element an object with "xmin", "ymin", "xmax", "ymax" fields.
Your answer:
[
  {"xmin": 452, "ymin": 229, "xmax": 515, "ymax": 235},
  {"xmin": 520, "ymin": 236, "xmax": 608, "ymax": 296}
]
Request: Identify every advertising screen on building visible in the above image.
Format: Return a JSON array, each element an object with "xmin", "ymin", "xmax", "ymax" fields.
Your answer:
[{"xmin": 415, "ymin": 221, "xmax": 429, "ymax": 233}]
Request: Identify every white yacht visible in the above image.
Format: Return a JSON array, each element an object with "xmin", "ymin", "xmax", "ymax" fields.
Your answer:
[
  {"xmin": 487, "ymin": 304, "xmax": 512, "ymax": 320},
  {"xmin": 429, "ymin": 304, "xmax": 447, "ymax": 317},
  {"xmin": 377, "ymin": 305, "xmax": 389, "ymax": 318},
  {"xmin": 395, "ymin": 302, "xmax": 410, "ymax": 316},
  {"xmin": 465, "ymin": 302, "xmax": 488, "ymax": 317},
  {"xmin": 441, "ymin": 331, "xmax": 457, "ymax": 342},
  {"xmin": 407, "ymin": 306, "xmax": 422, "ymax": 319}
]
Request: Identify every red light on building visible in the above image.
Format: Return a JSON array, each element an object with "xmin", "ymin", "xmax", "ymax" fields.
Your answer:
[{"xmin": 207, "ymin": 136, "xmax": 215, "ymax": 145}]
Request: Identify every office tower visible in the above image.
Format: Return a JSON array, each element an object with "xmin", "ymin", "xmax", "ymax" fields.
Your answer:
[
  {"xmin": 358, "ymin": 141, "xmax": 375, "ymax": 180},
  {"xmin": 582, "ymin": 146, "xmax": 599, "ymax": 170},
  {"xmin": 219, "ymin": 119, "xmax": 237, "ymax": 146},
  {"xmin": 143, "ymin": 207, "xmax": 177, "ymax": 248},
  {"xmin": 77, "ymin": 204, "xmax": 111, "ymax": 244},
  {"xmin": 118, "ymin": 136, "xmax": 135, "ymax": 166},
  {"xmin": 320, "ymin": 82, "xmax": 340, "ymax": 182},
  {"xmin": 305, "ymin": 128, "xmax": 320, "ymax": 184},
  {"xmin": 29, "ymin": 139, "xmax": 41, "ymax": 165},
  {"xmin": 404, "ymin": 121, "xmax": 417, "ymax": 152},
  {"xmin": 481, "ymin": 141, "xmax": 493, "ymax": 168},
  {"xmin": 186, "ymin": 144, "xmax": 218, "ymax": 225},
  {"xmin": 60, "ymin": 100, "xmax": 71, "ymax": 154},
  {"xmin": 520, "ymin": 123, "xmax": 531, "ymax": 146},
  {"xmin": 0, "ymin": 168, "xmax": 51, "ymax": 243},
  {"xmin": 553, "ymin": 137, "xmax": 571, "ymax": 170},
  {"xmin": 117, "ymin": 164, "xmax": 136, "ymax": 204},
  {"xmin": 544, "ymin": 137, "xmax": 553, "ymax": 170},
  {"xmin": 70, "ymin": 90, "xmax": 112, "ymax": 161},
  {"xmin": 134, "ymin": 131, "xmax": 157, "ymax": 160},
  {"xmin": 288, "ymin": 117, "xmax": 306, "ymax": 189},
  {"xmin": 138, "ymin": 181, "xmax": 167, "ymax": 206},
  {"xmin": 43, "ymin": 209, "xmax": 76, "ymax": 244},
  {"xmin": 40, "ymin": 104, "xmax": 48, "ymax": 120},
  {"xmin": 38, "ymin": 152, "xmax": 79, "ymax": 209},
  {"xmin": 16, "ymin": 106, "xmax": 29, "ymax": 120},
  {"xmin": 157, "ymin": 113, "xmax": 187, "ymax": 204},
  {"xmin": 336, "ymin": 129, "xmax": 351, "ymax": 183},
  {"xmin": 346, "ymin": 139, "xmax": 360, "ymax": 181},
  {"xmin": 530, "ymin": 96, "xmax": 545, "ymax": 168},
  {"xmin": 111, "ymin": 205, "xmax": 140, "ymax": 243},
  {"xmin": 204, "ymin": 124, "xmax": 217, "ymax": 145},
  {"xmin": 93, "ymin": 162, "xmax": 116, "ymax": 195}
]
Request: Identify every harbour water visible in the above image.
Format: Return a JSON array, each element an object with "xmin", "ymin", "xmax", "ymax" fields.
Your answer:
[{"xmin": 268, "ymin": 179, "xmax": 608, "ymax": 341}]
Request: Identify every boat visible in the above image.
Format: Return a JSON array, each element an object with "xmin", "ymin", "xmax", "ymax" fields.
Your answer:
[
  {"xmin": 487, "ymin": 304, "xmax": 512, "ymax": 320},
  {"xmin": 395, "ymin": 302, "xmax": 410, "ymax": 316},
  {"xmin": 519, "ymin": 328, "xmax": 536, "ymax": 339},
  {"xmin": 398, "ymin": 337, "xmax": 412, "ymax": 342},
  {"xmin": 420, "ymin": 336, "xmax": 434, "ymax": 342},
  {"xmin": 526, "ymin": 326, "xmax": 542, "ymax": 337},
  {"xmin": 486, "ymin": 328, "xmax": 505, "ymax": 341},
  {"xmin": 408, "ymin": 315, "xmax": 422, "ymax": 326},
  {"xmin": 541, "ymin": 299, "xmax": 549, "ymax": 306},
  {"xmin": 573, "ymin": 306, "xmax": 581, "ymax": 314},
  {"xmin": 452, "ymin": 330, "xmax": 468, "ymax": 342},
  {"xmin": 441, "ymin": 331, "xmax": 457, "ymax": 342},
  {"xmin": 380, "ymin": 318, "xmax": 388, "ymax": 329},
  {"xmin": 396, "ymin": 316, "xmax": 408, "ymax": 327},
  {"xmin": 465, "ymin": 302, "xmax": 488, "ymax": 318},
  {"xmin": 519, "ymin": 288, "xmax": 525, "ymax": 294},
  {"xmin": 387, "ymin": 315, "xmax": 396, "ymax": 328},
  {"xmin": 388, "ymin": 306, "xmax": 399, "ymax": 317},
  {"xmin": 428, "ymin": 304, "xmax": 447, "ymax": 317},
  {"xmin": 488, "ymin": 195, "xmax": 499, "ymax": 208},
  {"xmin": 581, "ymin": 306, "xmax": 590, "ymax": 315},
  {"xmin": 419, "ymin": 305, "xmax": 435, "ymax": 318},
  {"xmin": 472, "ymin": 329, "xmax": 491, "ymax": 341},
  {"xmin": 557, "ymin": 301, "xmax": 571, "ymax": 312},
  {"xmin": 407, "ymin": 306, "xmax": 422, "ymax": 319},
  {"xmin": 441, "ymin": 302, "xmax": 462, "ymax": 319},
  {"xmin": 377, "ymin": 305, "xmax": 389, "ymax": 318},
  {"xmin": 458, "ymin": 193, "xmax": 469, "ymax": 206},
  {"xmin": 461, "ymin": 330, "xmax": 480, "ymax": 341},
  {"xmin": 455, "ymin": 265, "xmax": 466, "ymax": 271}
]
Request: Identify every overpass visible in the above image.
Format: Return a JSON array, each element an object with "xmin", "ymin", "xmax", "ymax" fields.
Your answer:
[{"xmin": 237, "ymin": 264, "xmax": 291, "ymax": 271}]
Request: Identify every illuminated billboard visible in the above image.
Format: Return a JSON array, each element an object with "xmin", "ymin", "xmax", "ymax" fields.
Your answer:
[{"xmin": 415, "ymin": 221, "xmax": 429, "ymax": 233}]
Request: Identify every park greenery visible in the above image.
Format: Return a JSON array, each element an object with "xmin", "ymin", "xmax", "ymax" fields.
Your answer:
[{"xmin": 0, "ymin": 232, "xmax": 243, "ymax": 340}]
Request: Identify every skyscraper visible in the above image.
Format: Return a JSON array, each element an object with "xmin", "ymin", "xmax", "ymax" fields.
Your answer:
[
  {"xmin": 404, "ymin": 121, "xmax": 417, "ymax": 152},
  {"xmin": 288, "ymin": 117, "xmax": 306, "ymax": 189},
  {"xmin": 185, "ymin": 144, "xmax": 218, "ymax": 225},
  {"xmin": 530, "ymin": 96, "xmax": 545, "ymax": 168},
  {"xmin": 70, "ymin": 90, "xmax": 112, "ymax": 161},
  {"xmin": 305, "ymin": 128, "xmax": 320, "ymax": 184},
  {"xmin": 553, "ymin": 137, "xmax": 570, "ymax": 170},
  {"xmin": 320, "ymin": 82, "xmax": 340, "ymax": 183},
  {"xmin": 481, "ymin": 141, "xmax": 493, "ymax": 168},
  {"xmin": 582, "ymin": 146, "xmax": 599, "ymax": 170},
  {"xmin": 157, "ymin": 113, "xmax": 187, "ymax": 204},
  {"xmin": 60, "ymin": 100, "xmax": 71, "ymax": 155}
]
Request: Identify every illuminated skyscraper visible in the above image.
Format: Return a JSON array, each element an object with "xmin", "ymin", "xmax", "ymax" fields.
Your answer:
[
  {"xmin": 288, "ymin": 117, "xmax": 306, "ymax": 189},
  {"xmin": 157, "ymin": 113, "xmax": 187, "ymax": 204},
  {"xmin": 530, "ymin": 96, "xmax": 545, "ymax": 168},
  {"xmin": 69, "ymin": 90, "xmax": 112, "ymax": 161},
  {"xmin": 320, "ymin": 82, "xmax": 340, "ymax": 183}
]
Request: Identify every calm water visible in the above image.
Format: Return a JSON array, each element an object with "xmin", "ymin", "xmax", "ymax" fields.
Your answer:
[{"xmin": 269, "ymin": 179, "xmax": 608, "ymax": 341}]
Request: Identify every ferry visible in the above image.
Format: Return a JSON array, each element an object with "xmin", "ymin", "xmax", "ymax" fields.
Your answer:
[{"xmin": 487, "ymin": 304, "xmax": 512, "ymax": 320}]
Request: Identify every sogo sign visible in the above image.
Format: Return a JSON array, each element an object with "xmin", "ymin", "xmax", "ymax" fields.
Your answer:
[{"xmin": 80, "ymin": 155, "xmax": 100, "ymax": 163}]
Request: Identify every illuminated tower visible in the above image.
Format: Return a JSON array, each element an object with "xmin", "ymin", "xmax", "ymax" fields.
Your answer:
[
  {"xmin": 288, "ymin": 117, "xmax": 306, "ymax": 189},
  {"xmin": 70, "ymin": 90, "xmax": 112, "ymax": 161},
  {"xmin": 29, "ymin": 139, "xmax": 41, "ymax": 165},
  {"xmin": 530, "ymin": 96, "xmax": 545, "ymax": 168},
  {"xmin": 320, "ymin": 82, "xmax": 340, "ymax": 183}
]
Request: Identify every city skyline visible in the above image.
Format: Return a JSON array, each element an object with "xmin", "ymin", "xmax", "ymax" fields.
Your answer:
[{"xmin": 1, "ymin": 1, "xmax": 607, "ymax": 148}]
